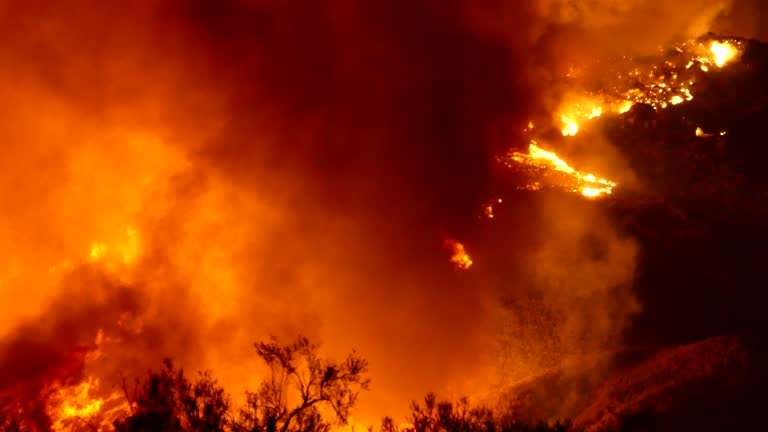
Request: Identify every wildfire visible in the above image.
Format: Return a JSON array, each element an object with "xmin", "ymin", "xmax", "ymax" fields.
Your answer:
[
  {"xmin": 506, "ymin": 36, "xmax": 743, "ymax": 199},
  {"xmin": 445, "ymin": 239, "xmax": 473, "ymax": 270},
  {"xmin": 556, "ymin": 95, "xmax": 637, "ymax": 137},
  {"xmin": 561, "ymin": 115, "xmax": 579, "ymax": 136},
  {"xmin": 37, "ymin": 226, "xmax": 146, "ymax": 430},
  {"xmin": 710, "ymin": 41, "xmax": 738, "ymax": 67},
  {"xmin": 617, "ymin": 100, "xmax": 634, "ymax": 114},
  {"xmin": 46, "ymin": 377, "xmax": 121, "ymax": 431},
  {"xmin": 557, "ymin": 96, "xmax": 607, "ymax": 136},
  {"xmin": 506, "ymin": 142, "xmax": 616, "ymax": 198},
  {"xmin": 560, "ymin": 37, "xmax": 742, "ymax": 121},
  {"xmin": 41, "ymin": 327, "xmax": 133, "ymax": 431}
]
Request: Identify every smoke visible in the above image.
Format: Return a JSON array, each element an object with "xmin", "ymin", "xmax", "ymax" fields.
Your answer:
[
  {"xmin": 0, "ymin": 0, "xmax": 537, "ymax": 424},
  {"xmin": 529, "ymin": 0, "xmax": 734, "ymax": 55},
  {"xmin": 0, "ymin": 0, "xmax": 760, "ymax": 427},
  {"xmin": 712, "ymin": 0, "xmax": 768, "ymax": 41}
]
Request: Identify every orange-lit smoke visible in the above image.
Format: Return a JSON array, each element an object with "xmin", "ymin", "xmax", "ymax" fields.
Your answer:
[{"xmin": 0, "ymin": 0, "xmax": 541, "ymax": 427}]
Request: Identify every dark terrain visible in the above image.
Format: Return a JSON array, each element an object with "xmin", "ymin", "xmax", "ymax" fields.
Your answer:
[{"xmin": 487, "ymin": 37, "xmax": 768, "ymax": 431}]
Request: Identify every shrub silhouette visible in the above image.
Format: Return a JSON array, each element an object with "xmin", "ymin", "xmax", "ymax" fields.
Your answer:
[
  {"xmin": 112, "ymin": 339, "xmax": 572, "ymax": 432},
  {"xmin": 394, "ymin": 393, "xmax": 570, "ymax": 432},
  {"xmin": 114, "ymin": 336, "xmax": 369, "ymax": 432},
  {"xmin": 114, "ymin": 359, "xmax": 230, "ymax": 432}
]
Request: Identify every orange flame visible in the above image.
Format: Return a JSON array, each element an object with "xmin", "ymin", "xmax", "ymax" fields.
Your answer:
[
  {"xmin": 47, "ymin": 378, "xmax": 107, "ymax": 430},
  {"xmin": 508, "ymin": 142, "xmax": 616, "ymax": 198},
  {"xmin": 445, "ymin": 239, "xmax": 473, "ymax": 270},
  {"xmin": 710, "ymin": 41, "xmax": 738, "ymax": 67},
  {"xmin": 561, "ymin": 115, "xmax": 579, "ymax": 136}
]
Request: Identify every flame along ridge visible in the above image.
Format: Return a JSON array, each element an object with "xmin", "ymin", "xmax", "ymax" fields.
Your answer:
[{"xmin": 504, "ymin": 37, "xmax": 742, "ymax": 199}]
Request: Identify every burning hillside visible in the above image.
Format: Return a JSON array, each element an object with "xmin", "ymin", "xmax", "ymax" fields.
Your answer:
[
  {"xmin": 1, "ymin": 1, "xmax": 768, "ymax": 431},
  {"xmin": 500, "ymin": 34, "xmax": 747, "ymax": 201}
]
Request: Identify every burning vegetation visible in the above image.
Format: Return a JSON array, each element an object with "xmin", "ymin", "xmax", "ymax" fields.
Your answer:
[
  {"xmin": 2, "ymin": 1, "xmax": 768, "ymax": 431},
  {"xmin": 501, "ymin": 35, "xmax": 744, "ymax": 202}
]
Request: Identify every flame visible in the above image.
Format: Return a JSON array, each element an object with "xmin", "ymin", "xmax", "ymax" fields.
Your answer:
[
  {"xmin": 445, "ymin": 239, "xmax": 473, "ymax": 270},
  {"xmin": 507, "ymin": 142, "xmax": 616, "ymax": 198},
  {"xmin": 505, "ymin": 37, "xmax": 742, "ymax": 203},
  {"xmin": 565, "ymin": 37, "xmax": 743, "ymax": 116},
  {"xmin": 558, "ymin": 96, "xmax": 606, "ymax": 136},
  {"xmin": 710, "ymin": 41, "xmax": 737, "ymax": 67},
  {"xmin": 580, "ymin": 187, "xmax": 602, "ymax": 198},
  {"xmin": 561, "ymin": 115, "xmax": 579, "ymax": 136},
  {"xmin": 617, "ymin": 101, "xmax": 634, "ymax": 114},
  {"xmin": 44, "ymin": 329, "xmax": 132, "ymax": 430},
  {"xmin": 47, "ymin": 378, "xmax": 106, "ymax": 430},
  {"xmin": 669, "ymin": 95, "xmax": 684, "ymax": 105}
]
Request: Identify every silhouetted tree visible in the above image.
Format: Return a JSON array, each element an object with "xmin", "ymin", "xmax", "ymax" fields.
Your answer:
[
  {"xmin": 113, "ymin": 337, "xmax": 369, "ymax": 432},
  {"xmin": 381, "ymin": 417, "xmax": 399, "ymax": 432},
  {"xmin": 234, "ymin": 336, "xmax": 370, "ymax": 432},
  {"xmin": 114, "ymin": 359, "xmax": 230, "ymax": 432}
]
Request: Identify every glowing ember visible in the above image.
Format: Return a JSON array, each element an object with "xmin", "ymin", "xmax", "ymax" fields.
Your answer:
[
  {"xmin": 507, "ymin": 142, "xmax": 616, "ymax": 198},
  {"xmin": 483, "ymin": 198, "xmax": 503, "ymax": 219},
  {"xmin": 710, "ymin": 41, "xmax": 737, "ymax": 67},
  {"xmin": 445, "ymin": 239, "xmax": 473, "ymax": 270},
  {"xmin": 695, "ymin": 127, "xmax": 716, "ymax": 138}
]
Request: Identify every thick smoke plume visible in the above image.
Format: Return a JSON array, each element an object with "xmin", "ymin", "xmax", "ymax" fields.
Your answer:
[{"xmin": 0, "ymin": 0, "xmax": 756, "ymax": 426}]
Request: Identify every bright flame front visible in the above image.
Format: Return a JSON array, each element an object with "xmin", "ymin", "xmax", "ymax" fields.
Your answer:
[
  {"xmin": 507, "ymin": 142, "xmax": 616, "ymax": 198},
  {"xmin": 710, "ymin": 41, "xmax": 738, "ymax": 67}
]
